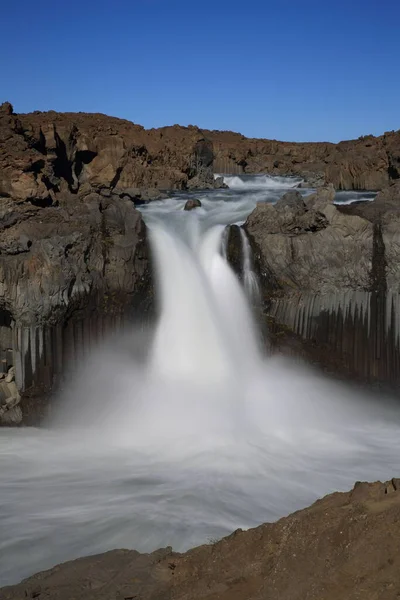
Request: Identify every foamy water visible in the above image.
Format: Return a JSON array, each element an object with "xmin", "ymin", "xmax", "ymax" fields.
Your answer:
[{"xmin": 0, "ymin": 177, "xmax": 394, "ymax": 586}]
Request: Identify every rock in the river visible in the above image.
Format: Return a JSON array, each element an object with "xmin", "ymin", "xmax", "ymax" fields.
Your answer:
[
  {"xmin": 214, "ymin": 176, "xmax": 228, "ymax": 189},
  {"xmin": 209, "ymin": 128, "xmax": 400, "ymax": 190},
  {"xmin": 184, "ymin": 198, "xmax": 202, "ymax": 211},
  {"xmin": 116, "ymin": 187, "xmax": 169, "ymax": 204},
  {"xmin": 2, "ymin": 479, "xmax": 400, "ymax": 599}
]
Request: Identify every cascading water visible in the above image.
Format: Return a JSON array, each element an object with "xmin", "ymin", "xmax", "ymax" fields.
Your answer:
[
  {"xmin": 218, "ymin": 173, "xmax": 303, "ymax": 190},
  {"xmin": 1, "ymin": 177, "xmax": 399, "ymax": 587},
  {"xmin": 150, "ymin": 223, "xmax": 259, "ymax": 382},
  {"xmin": 239, "ymin": 228, "xmax": 261, "ymax": 303}
]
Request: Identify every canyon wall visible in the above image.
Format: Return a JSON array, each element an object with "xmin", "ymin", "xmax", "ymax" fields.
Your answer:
[
  {"xmin": 244, "ymin": 182, "xmax": 400, "ymax": 385},
  {"xmin": 1, "ymin": 100, "xmax": 400, "ymax": 420},
  {"xmin": 209, "ymin": 128, "xmax": 400, "ymax": 190}
]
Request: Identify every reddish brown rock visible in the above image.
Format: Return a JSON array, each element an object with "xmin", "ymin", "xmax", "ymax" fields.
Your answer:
[
  {"xmin": 209, "ymin": 128, "xmax": 400, "ymax": 190},
  {"xmin": 2, "ymin": 479, "xmax": 400, "ymax": 599}
]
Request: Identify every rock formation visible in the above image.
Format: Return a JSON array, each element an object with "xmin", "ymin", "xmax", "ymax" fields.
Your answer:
[
  {"xmin": 184, "ymin": 198, "xmax": 202, "ymax": 211},
  {"xmin": 2, "ymin": 478, "xmax": 400, "ymax": 599},
  {"xmin": 0, "ymin": 103, "xmax": 159, "ymax": 422},
  {"xmin": 244, "ymin": 181, "xmax": 400, "ymax": 384},
  {"xmin": 209, "ymin": 128, "xmax": 400, "ymax": 190}
]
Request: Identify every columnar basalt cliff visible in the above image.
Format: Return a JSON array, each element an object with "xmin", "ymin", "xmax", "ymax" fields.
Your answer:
[
  {"xmin": 0, "ymin": 102, "xmax": 219, "ymax": 422},
  {"xmin": 2, "ymin": 479, "xmax": 400, "ymax": 599},
  {"xmin": 243, "ymin": 182, "xmax": 400, "ymax": 384}
]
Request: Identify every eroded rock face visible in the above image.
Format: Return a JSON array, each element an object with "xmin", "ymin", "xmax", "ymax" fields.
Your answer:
[
  {"xmin": 246, "ymin": 187, "xmax": 373, "ymax": 295},
  {"xmin": 209, "ymin": 128, "xmax": 400, "ymax": 190},
  {"xmin": 2, "ymin": 479, "xmax": 400, "ymax": 599},
  {"xmin": 0, "ymin": 103, "xmax": 215, "ymax": 197},
  {"xmin": 0, "ymin": 367, "xmax": 22, "ymax": 425},
  {"xmin": 244, "ymin": 184, "xmax": 400, "ymax": 384},
  {"xmin": 0, "ymin": 104, "xmax": 153, "ymax": 405}
]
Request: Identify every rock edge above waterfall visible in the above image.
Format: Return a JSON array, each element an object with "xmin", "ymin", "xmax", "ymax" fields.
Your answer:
[
  {"xmin": 243, "ymin": 181, "xmax": 400, "ymax": 386},
  {"xmin": 2, "ymin": 478, "xmax": 400, "ymax": 600}
]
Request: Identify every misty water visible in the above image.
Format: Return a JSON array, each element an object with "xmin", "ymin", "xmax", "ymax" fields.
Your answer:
[{"xmin": 0, "ymin": 175, "xmax": 398, "ymax": 586}]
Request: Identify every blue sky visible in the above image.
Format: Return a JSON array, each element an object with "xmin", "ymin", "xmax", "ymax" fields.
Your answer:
[{"xmin": 2, "ymin": 0, "xmax": 399, "ymax": 142}]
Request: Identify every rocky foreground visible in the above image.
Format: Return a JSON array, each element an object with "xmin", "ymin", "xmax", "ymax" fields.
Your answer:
[{"xmin": 2, "ymin": 479, "xmax": 400, "ymax": 599}]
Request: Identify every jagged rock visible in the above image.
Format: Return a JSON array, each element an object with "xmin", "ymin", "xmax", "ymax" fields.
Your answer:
[
  {"xmin": 247, "ymin": 190, "xmax": 328, "ymax": 237},
  {"xmin": 0, "ymin": 367, "xmax": 22, "ymax": 424},
  {"xmin": 245, "ymin": 186, "xmax": 372, "ymax": 295},
  {"xmin": 2, "ymin": 479, "xmax": 400, "ymax": 599},
  {"xmin": 0, "ymin": 405, "xmax": 22, "ymax": 425},
  {"xmin": 0, "ymin": 192, "xmax": 150, "ymax": 327},
  {"xmin": 209, "ymin": 129, "xmax": 400, "ymax": 190},
  {"xmin": 184, "ymin": 198, "xmax": 202, "ymax": 211},
  {"xmin": 214, "ymin": 176, "xmax": 228, "ymax": 189},
  {"xmin": 304, "ymin": 182, "xmax": 335, "ymax": 210},
  {"xmin": 245, "ymin": 183, "xmax": 400, "ymax": 384},
  {"xmin": 0, "ymin": 105, "xmax": 215, "ymax": 206},
  {"xmin": 5, "ymin": 366, "xmax": 15, "ymax": 383},
  {"xmin": 298, "ymin": 171, "xmax": 326, "ymax": 187},
  {"xmin": 116, "ymin": 187, "xmax": 169, "ymax": 204}
]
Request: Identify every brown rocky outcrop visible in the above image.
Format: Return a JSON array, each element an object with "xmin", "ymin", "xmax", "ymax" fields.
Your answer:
[
  {"xmin": 2, "ymin": 478, "xmax": 400, "ymax": 599},
  {"xmin": 208, "ymin": 128, "xmax": 400, "ymax": 190},
  {"xmin": 244, "ymin": 182, "xmax": 400, "ymax": 384},
  {"xmin": 0, "ymin": 104, "xmax": 216, "ymax": 200},
  {"xmin": 0, "ymin": 103, "xmax": 155, "ymax": 421}
]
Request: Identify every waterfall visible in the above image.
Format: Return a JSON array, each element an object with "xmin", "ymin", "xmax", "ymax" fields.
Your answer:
[
  {"xmin": 239, "ymin": 229, "xmax": 261, "ymax": 304},
  {"xmin": 149, "ymin": 222, "xmax": 260, "ymax": 383},
  {"xmin": 3, "ymin": 182, "xmax": 400, "ymax": 586}
]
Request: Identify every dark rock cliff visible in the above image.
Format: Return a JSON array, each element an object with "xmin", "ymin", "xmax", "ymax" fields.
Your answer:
[{"xmin": 244, "ymin": 182, "xmax": 400, "ymax": 385}]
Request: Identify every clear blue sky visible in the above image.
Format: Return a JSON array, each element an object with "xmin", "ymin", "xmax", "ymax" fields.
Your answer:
[{"xmin": 2, "ymin": 0, "xmax": 399, "ymax": 142}]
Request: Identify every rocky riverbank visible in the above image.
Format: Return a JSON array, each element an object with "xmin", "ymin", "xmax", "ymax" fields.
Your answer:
[
  {"xmin": 209, "ymin": 128, "xmax": 400, "ymax": 190},
  {"xmin": 2, "ymin": 478, "xmax": 400, "ymax": 599}
]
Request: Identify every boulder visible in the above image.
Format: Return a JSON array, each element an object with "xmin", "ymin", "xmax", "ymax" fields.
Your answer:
[
  {"xmin": 214, "ymin": 176, "xmax": 228, "ymax": 189},
  {"xmin": 208, "ymin": 128, "xmax": 400, "ymax": 190},
  {"xmin": 304, "ymin": 183, "xmax": 335, "ymax": 210},
  {"xmin": 184, "ymin": 198, "xmax": 202, "ymax": 211}
]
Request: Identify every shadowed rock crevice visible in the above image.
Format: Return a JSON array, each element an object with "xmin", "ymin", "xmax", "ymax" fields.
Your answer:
[
  {"xmin": 73, "ymin": 149, "xmax": 98, "ymax": 179},
  {"xmin": 52, "ymin": 131, "xmax": 75, "ymax": 190}
]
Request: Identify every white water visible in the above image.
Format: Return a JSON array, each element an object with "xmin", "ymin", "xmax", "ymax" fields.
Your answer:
[
  {"xmin": 0, "ymin": 177, "xmax": 397, "ymax": 587},
  {"xmin": 239, "ymin": 228, "xmax": 261, "ymax": 303},
  {"xmin": 217, "ymin": 173, "xmax": 303, "ymax": 190}
]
